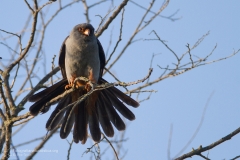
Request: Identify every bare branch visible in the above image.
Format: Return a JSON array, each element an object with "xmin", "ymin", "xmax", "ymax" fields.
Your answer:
[
  {"xmin": 167, "ymin": 124, "xmax": 173, "ymax": 160},
  {"xmin": 82, "ymin": 0, "xmax": 90, "ymax": 23},
  {"xmin": 36, "ymin": 1, "xmax": 54, "ymax": 12},
  {"xmin": 17, "ymin": 67, "xmax": 60, "ymax": 112},
  {"xmin": 103, "ymin": 134, "xmax": 119, "ymax": 160},
  {"xmin": 149, "ymin": 30, "xmax": 179, "ymax": 61},
  {"xmin": 67, "ymin": 140, "xmax": 74, "ymax": 160},
  {"xmin": 107, "ymin": 0, "xmax": 170, "ymax": 71},
  {"xmin": 105, "ymin": 8, "xmax": 124, "ymax": 65},
  {"xmin": 1, "ymin": 2, "xmax": 39, "ymax": 119},
  {"xmin": 13, "ymin": 115, "xmax": 34, "ymax": 127},
  {"xmin": 25, "ymin": 126, "xmax": 59, "ymax": 160},
  {"xmin": 0, "ymin": 109, "xmax": 6, "ymax": 121},
  {"xmin": 230, "ymin": 155, "xmax": 240, "ymax": 160},
  {"xmin": 175, "ymin": 126, "xmax": 240, "ymax": 160},
  {"xmin": 96, "ymin": 0, "xmax": 129, "ymax": 37},
  {"xmin": 6, "ymin": 2, "xmax": 38, "ymax": 73},
  {"xmin": 82, "ymin": 136, "xmax": 104, "ymax": 158},
  {"xmin": 24, "ymin": 0, "xmax": 34, "ymax": 13},
  {"xmin": 174, "ymin": 92, "xmax": 214, "ymax": 159},
  {"xmin": 0, "ymin": 77, "xmax": 10, "ymax": 119},
  {"xmin": 14, "ymin": 1, "xmax": 81, "ymax": 107},
  {"xmin": 186, "ymin": 43, "xmax": 194, "ymax": 67},
  {"xmin": 2, "ymin": 122, "xmax": 13, "ymax": 160},
  {"xmin": 14, "ymin": 136, "xmax": 44, "ymax": 148},
  {"xmin": 89, "ymin": 0, "xmax": 108, "ymax": 8},
  {"xmin": 129, "ymin": 0, "xmax": 181, "ymax": 21},
  {"xmin": 10, "ymin": 63, "xmax": 20, "ymax": 89},
  {"xmin": 0, "ymin": 126, "xmax": 6, "ymax": 154}
]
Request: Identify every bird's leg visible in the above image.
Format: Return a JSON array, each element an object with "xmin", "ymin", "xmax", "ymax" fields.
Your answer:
[
  {"xmin": 65, "ymin": 70, "xmax": 97, "ymax": 91},
  {"xmin": 65, "ymin": 75, "xmax": 85, "ymax": 90},
  {"xmin": 65, "ymin": 77, "xmax": 74, "ymax": 90},
  {"xmin": 85, "ymin": 69, "xmax": 96, "ymax": 92}
]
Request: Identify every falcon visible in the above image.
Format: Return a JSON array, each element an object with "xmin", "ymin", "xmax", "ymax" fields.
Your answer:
[{"xmin": 29, "ymin": 23, "xmax": 139, "ymax": 144}]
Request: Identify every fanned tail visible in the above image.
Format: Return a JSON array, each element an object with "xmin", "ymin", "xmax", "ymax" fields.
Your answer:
[{"xmin": 29, "ymin": 77, "xmax": 140, "ymax": 144}]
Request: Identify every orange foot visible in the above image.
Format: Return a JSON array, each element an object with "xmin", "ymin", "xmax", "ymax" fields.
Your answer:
[
  {"xmin": 65, "ymin": 77, "xmax": 85, "ymax": 90},
  {"xmin": 65, "ymin": 82, "xmax": 73, "ymax": 90},
  {"xmin": 85, "ymin": 82, "xmax": 95, "ymax": 92},
  {"xmin": 85, "ymin": 69, "xmax": 97, "ymax": 91}
]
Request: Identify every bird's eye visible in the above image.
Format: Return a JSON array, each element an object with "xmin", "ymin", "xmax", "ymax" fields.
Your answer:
[{"xmin": 78, "ymin": 27, "xmax": 84, "ymax": 32}]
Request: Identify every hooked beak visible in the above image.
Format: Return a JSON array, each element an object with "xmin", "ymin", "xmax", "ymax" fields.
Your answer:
[{"xmin": 83, "ymin": 28, "xmax": 90, "ymax": 36}]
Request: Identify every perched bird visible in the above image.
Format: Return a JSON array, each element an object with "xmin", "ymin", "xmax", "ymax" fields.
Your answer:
[{"xmin": 29, "ymin": 23, "xmax": 139, "ymax": 144}]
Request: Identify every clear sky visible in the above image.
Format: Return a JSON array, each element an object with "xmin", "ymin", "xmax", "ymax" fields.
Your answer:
[{"xmin": 0, "ymin": 0, "xmax": 240, "ymax": 160}]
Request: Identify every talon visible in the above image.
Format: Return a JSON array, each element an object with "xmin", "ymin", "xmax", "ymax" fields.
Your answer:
[
  {"xmin": 65, "ymin": 84, "xmax": 71, "ymax": 90},
  {"xmin": 65, "ymin": 77, "xmax": 75, "ymax": 90},
  {"xmin": 85, "ymin": 82, "xmax": 95, "ymax": 91},
  {"xmin": 66, "ymin": 75, "xmax": 96, "ymax": 91},
  {"xmin": 65, "ymin": 81, "xmax": 73, "ymax": 90}
]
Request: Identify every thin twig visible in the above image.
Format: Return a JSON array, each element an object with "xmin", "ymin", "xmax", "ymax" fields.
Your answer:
[
  {"xmin": 67, "ymin": 140, "xmax": 74, "ymax": 160},
  {"xmin": 82, "ymin": 0, "xmax": 90, "ymax": 23},
  {"xmin": 25, "ymin": 125, "xmax": 59, "ymax": 160},
  {"xmin": 103, "ymin": 134, "xmax": 119, "ymax": 160},
  {"xmin": 167, "ymin": 124, "xmax": 173, "ymax": 160},
  {"xmin": 0, "ymin": 109, "xmax": 6, "ymax": 121},
  {"xmin": 174, "ymin": 91, "xmax": 214, "ymax": 159},
  {"xmin": 96, "ymin": 0, "xmax": 129, "ymax": 37},
  {"xmin": 175, "ymin": 127, "xmax": 240, "ymax": 160},
  {"xmin": 186, "ymin": 43, "xmax": 194, "ymax": 67},
  {"xmin": 150, "ymin": 30, "xmax": 179, "ymax": 61},
  {"xmin": 105, "ymin": 8, "xmax": 124, "ymax": 65},
  {"xmin": 14, "ymin": 136, "xmax": 44, "ymax": 148},
  {"xmin": 129, "ymin": 0, "xmax": 181, "ymax": 21}
]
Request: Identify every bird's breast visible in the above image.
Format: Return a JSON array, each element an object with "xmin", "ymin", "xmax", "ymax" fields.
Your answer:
[{"xmin": 65, "ymin": 38, "xmax": 100, "ymax": 83}]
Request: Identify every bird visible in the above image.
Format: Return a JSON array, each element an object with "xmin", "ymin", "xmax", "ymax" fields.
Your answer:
[{"xmin": 28, "ymin": 23, "xmax": 139, "ymax": 144}]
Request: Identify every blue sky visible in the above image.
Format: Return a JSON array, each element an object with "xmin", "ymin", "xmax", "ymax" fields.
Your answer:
[{"xmin": 0, "ymin": 0, "xmax": 240, "ymax": 160}]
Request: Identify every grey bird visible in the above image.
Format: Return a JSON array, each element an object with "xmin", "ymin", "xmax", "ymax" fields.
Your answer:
[{"xmin": 28, "ymin": 23, "xmax": 139, "ymax": 144}]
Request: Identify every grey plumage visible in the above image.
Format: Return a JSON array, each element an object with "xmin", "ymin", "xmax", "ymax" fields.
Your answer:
[{"xmin": 65, "ymin": 24, "xmax": 100, "ymax": 84}]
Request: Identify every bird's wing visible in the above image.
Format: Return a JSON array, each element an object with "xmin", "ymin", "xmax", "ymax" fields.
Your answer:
[
  {"xmin": 97, "ymin": 38, "xmax": 106, "ymax": 77},
  {"xmin": 59, "ymin": 36, "xmax": 69, "ymax": 79}
]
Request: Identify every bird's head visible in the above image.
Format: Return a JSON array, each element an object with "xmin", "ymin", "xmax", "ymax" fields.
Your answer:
[
  {"xmin": 70, "ymin": 23, "xmax": 95, "ymax": 43},
  {"xmin": 76, "ymin": 23, "xmax": 95, "ymax": 37}
]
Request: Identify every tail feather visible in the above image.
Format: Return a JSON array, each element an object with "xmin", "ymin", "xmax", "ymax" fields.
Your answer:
[
  {"xmin": 29, "ymin": 81, "xmax": 67, "ymax": 116},
  {"xmin": 107, "ymin": 87, "xmax": 139, "ymax": 108},
  {"xmin": 60, "ymin": 106, "xmax": 75, "ymax": 139},
  {"xmin": 73, "ymin": 122, "xmax": 79, "ymax": 143},
  {"xmin": 29, "ymin": 77, "xmax": 140, "ymax": 144},
  {"xmin": 96, "ymin": 98, "xmax": 114, "ymax": 137},
  {"xmin": 100, "ymin": 92, "xmax": 125, "ymax": 131},
  {"xmin": 46, "ymin": 95, "xmax": 71, "ymax": 131},
  {"xmin": 29, "ymin": 79, "xmax": 68, "ymax": 102},
  {"xmin": 100, "ymin": 78, "xmax": 139, "ymax": 108},
  {"xmin": 88, "ymin": 109, "xmax": 101, "ymax": 142},
  {"xmin": 103, "ymin": 89, "xmax": 135, "ymax": 121},
  {"xmin": 73, "ymin": 100, "xmax": 88, "ymax": 144},
  {"xmin": 86, "ymin": 92, "xmax": 101, "ymax": 142}
]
